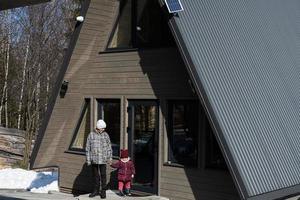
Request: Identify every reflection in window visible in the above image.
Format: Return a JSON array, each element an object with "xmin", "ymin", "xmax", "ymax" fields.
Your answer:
[
  {"xmin": 98, "ymin": 99, "xmax": 121, "ymax": 157},
  {"xmin": 133, "ymin": 104, "xmax": 157, "ymax": 185},
  {"xmin": 168, "ymin": 101, "xmax": 198, "ymax": 167},
  {"xmin": 108, "ymin": 0, "xmax": 132, "ymax": 49},
  {"xmin": 133, "ymin": 105, "xmax": 156, "ymax": 156},
  {"xmin": 70, "ymin": 99, "xmax": 91, "ymax": 150}
]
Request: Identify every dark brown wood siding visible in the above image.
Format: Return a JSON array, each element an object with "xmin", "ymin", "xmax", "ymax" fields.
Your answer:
[
  {"xmin": 32, "ymin": 0, "xmax": 120, "ymax": 192},
  {"xmin": 32, "ymin": 0, "xmax": 239, "ymax": 199}
]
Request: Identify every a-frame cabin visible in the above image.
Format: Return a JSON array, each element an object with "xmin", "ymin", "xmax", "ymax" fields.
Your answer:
[{"xmin": 31, "ymin": 0, "xmax": 300, "ymax": 200}]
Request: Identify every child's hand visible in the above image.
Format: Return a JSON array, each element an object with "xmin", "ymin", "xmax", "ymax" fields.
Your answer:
[{"xmin": 131, "ymin": 174, "xmax": 134, "ymax": 178}]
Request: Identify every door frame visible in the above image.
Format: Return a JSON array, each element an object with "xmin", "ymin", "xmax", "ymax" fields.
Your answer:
[{"xmin": 127, "ymin": 100, "xmax": 159, "ymax": 195}]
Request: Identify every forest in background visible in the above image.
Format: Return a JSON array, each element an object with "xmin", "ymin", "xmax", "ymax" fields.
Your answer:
[{"xmin": 0, "ymin": 0, "xmax": 83, "ymax": 167}]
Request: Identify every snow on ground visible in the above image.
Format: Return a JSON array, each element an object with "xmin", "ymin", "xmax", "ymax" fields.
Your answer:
[{"xmin": 0, "ymin": 168, "xmax": 58, "ymax": 193}]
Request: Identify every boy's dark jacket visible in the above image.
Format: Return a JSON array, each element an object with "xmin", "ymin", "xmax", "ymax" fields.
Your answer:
[{"xmin": 111, "ymin": 159, "xmax": 135, "ymax": 181}]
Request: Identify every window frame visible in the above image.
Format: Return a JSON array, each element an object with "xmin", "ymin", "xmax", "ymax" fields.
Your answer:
[
  {"xmin": 68, "ymin": 98, "xmax": 91, "ymax": 153},
  {"xmin": 104, "ymin": 0, "xmax": 135, "ymax": 51},
  {"xmin": 96, "ymin": 98, "xmax": 122, "ymax": 159}
]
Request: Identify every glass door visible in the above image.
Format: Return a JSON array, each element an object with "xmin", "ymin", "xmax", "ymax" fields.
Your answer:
[{"xmin": 127, "ymin": 100, "xmax": 158, "ymax": 194}]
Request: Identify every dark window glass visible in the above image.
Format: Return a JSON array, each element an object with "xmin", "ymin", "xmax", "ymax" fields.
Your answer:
[
  {"xmin": 205, "ymin": 127, "xmax": 227, "ymax": 169},
  {"xmin": 132, "ymin": 104, "xmax": 157, "ymax": 186},
  {"xmin": 168, "ymin": 101, "xmax": 198, "ymax": 167},
  {"xmin": 135, "ymin": 0, "xmax": 175, "ymax": 47},
  {"xmin": 69, "ymin": 99, "xmax": 91, "ymax": 150},
  {"xmin": 98, "ymin": 99, "xmax": 121, "ymax": 157},
  {"xmin": 107, "ymin": 0, "xmax": 175, "ymax": 50}
]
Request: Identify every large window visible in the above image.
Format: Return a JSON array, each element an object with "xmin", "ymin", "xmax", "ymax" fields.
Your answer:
[
  {"xmin": 167, "ymin": 101, "xmax": 199, "ymax": 167},
  {"xmin": 108, "ymin": 0, "xmax": 132, "ymax": 49},
  {"xmin": 69, "ymin": 99, "xmax": 91, "ymax": 150},
  {"xmin": 107, "ymin": 0, "xmax": 175, "ymax": 50},
  {"xmin": 97, "ymin": 99, "xmax": 121, "ymax": 157}
]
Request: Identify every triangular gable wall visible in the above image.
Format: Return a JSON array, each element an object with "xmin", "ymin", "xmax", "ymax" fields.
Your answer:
[{"xmin": 30, "ymin": 0, "xmax": 94, "ymax": 168}]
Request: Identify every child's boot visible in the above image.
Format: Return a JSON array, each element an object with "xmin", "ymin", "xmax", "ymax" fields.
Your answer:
[
  {"xmin": 118, "ymin": 190, "xmax": 125, "ymax": 197},
  {"xmin": 124, "ymin": 189, "xmax": 132, "ymax": 196}
]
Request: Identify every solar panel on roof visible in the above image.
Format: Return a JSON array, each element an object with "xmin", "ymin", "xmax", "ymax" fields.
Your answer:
[{"xmin": 164, "ymin": 0, "xmax": 184, "ymax": 13}]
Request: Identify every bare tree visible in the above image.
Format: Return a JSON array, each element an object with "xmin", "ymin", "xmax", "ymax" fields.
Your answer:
[
  {"xmin": 17, "ymin": 38, "xmax": 30, "ymax": 129},
  {"xmin": 0, "ymin": 0, "xmax": 82, "ymax": 168},
  {"xmin": 0, "ymin": 10, "xmax": 12, "ymax": 127}
]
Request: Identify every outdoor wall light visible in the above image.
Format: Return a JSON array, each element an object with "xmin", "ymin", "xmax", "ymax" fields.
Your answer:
[
  {"xmin": 60, "ymin": 80, "xmax": 69, "ymax": 98},
  {"xmin": 76, "ymin": 16, "xmax": 84, "ymax": 22}
]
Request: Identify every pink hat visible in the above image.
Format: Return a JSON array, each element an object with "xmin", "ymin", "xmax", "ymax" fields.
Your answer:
[{"xmin": 120, "ymin": 149, "xmax": 128, "ymax": 158}]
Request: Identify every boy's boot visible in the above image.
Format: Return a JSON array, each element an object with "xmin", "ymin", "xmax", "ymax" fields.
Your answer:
[{"xmin": 100, "ymin": 190, "xmax": 106, "ymax": 199}]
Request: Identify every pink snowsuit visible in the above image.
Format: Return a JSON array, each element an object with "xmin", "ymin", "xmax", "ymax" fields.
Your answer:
[{"xmin": 111, "ymin": 158, "xmax": 135, "ymax": 191}]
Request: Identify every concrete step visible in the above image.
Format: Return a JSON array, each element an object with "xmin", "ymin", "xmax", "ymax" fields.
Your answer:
[{"xmin": 0, "ymin": 190, "xmax": 169, "ymax": 200}]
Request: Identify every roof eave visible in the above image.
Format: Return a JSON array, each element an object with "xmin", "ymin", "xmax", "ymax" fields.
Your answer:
[{"xmin": 0, "ymin": 0, "xmax": 50, "ymax": 10}]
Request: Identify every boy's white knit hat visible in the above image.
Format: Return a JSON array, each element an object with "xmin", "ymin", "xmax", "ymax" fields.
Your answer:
[{"xmin": 96, "ymin": 119, "xmax": 106, "ymax": 129}]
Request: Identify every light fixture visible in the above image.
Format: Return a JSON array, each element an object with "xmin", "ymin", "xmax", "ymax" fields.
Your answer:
[
  {"xmin": 60, "ymin": 80, "xmax": 69, "ymax": 98},
  {"xmin": 76, "ymin": 16, "xmax": 84, "ymax": 22}
]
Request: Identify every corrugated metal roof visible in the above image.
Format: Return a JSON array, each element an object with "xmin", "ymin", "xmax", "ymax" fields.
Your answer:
[
  {"xmin": 0, "ymin": 0, "xmax": 49, "ymax": 10},
  {"xmin": 168, "ymin": 0, "xmax": 300, "ymax": 199}
]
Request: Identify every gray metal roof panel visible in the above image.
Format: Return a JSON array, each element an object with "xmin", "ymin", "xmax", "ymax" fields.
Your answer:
[{"xmin": 169, "ymin": 0, "xmax": 300, "ymax": 199}]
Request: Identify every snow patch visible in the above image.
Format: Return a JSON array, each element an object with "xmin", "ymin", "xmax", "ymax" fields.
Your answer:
[{"xmin": 0, "ymin": 168, "xmax": 58, "ymax": 193}]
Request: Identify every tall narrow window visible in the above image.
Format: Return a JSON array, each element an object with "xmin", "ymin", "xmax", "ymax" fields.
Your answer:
[
  {"xmin": 69, "ymin": 99, "xmax": 91, "ymax": 150},
  {"xmin": 97, "ymin": 99, "xmax": 121, "ymax": 157},
  {"xmin": 167, "ymin": 100, "xmax": 199, "ymax": 167},
  {"xmin": 108, "ymin": 0, "xmax": 132, "ymax": 49}
]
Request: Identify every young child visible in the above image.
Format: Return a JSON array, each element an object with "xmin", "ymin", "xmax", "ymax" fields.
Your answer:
[{"xmin": 111, "ymin": 149, "xmax": 135, "ymax": 196}]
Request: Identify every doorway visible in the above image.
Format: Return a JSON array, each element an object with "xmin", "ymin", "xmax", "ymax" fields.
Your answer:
[{"xmin": 127, "ymin": 100, "xmax": 159, "ymax": 194}]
